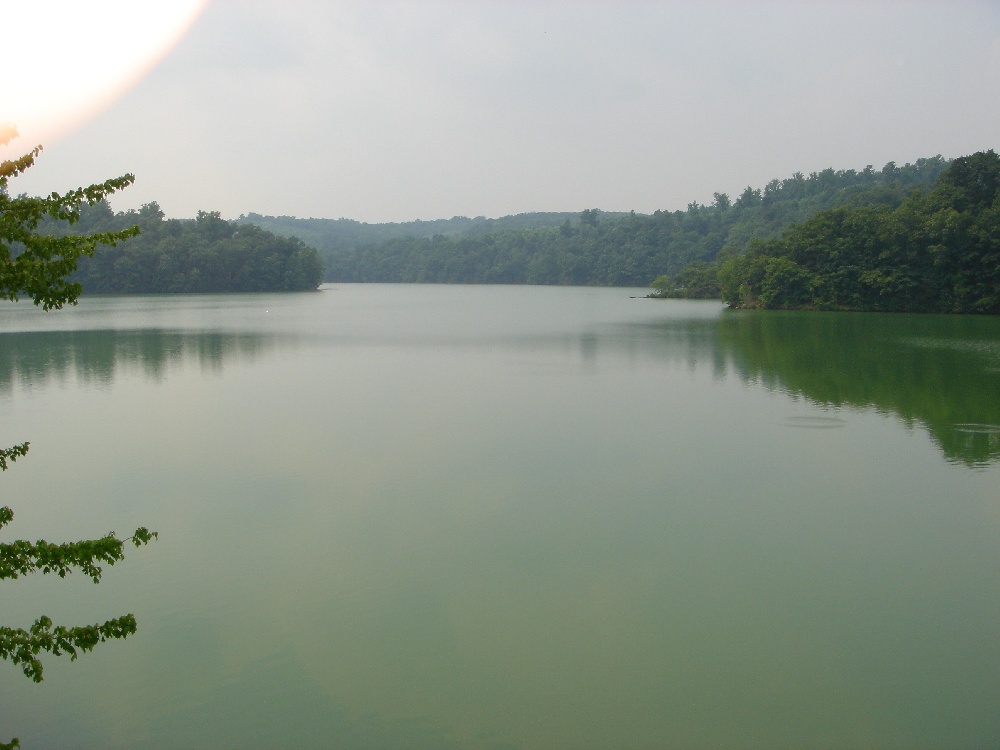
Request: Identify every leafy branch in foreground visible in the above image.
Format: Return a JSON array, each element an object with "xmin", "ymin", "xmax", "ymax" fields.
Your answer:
[
  {"xmin": 0, "ymin": 447, "xmax": 158, "ymax": 679},
  {"xmin": 1, "ymin": 143, "xmax": 138, "ymax": 311},
  {"xmin": 0, "ymin": 613, "xmax": 140, "ymax": 684},
  {"xmin": 1, "ymin": 131, "xmax": 155, "ymax": 749},
  {"xmin": 0, "ymin": 508, "xmax": 156, "ymax": 585},
  {"xmin": 0, "ymin": 446, "xmax": 157, "ymax": 750}
]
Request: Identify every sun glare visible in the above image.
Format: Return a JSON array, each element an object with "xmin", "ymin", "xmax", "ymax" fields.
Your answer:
[{"xmin": 0, "ymin": 0, "xmax": 208, "ymax": 155}]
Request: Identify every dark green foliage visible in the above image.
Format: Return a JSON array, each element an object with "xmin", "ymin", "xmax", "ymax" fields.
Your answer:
[
  {"xmin": 268, "ymin": 156, "xmax": 946, "ymax": 286},
  {"xmin": 0, "ymin": 614, "xmax": 139, "ymax": 683},
  {"xmin": 55, "ymin": 206, "xmax": 324, "ymax": 294},
  {"xmin": 935, "ymin": 150, "xmax": 1000, "ymax": 213},
  {"xmin": 0, "ymin": 503, "xmax": 157, "ymax": 681},
  {"xmin": 0, "ymin": 442, "xmax": 29, "ymax": 471},
  {"xmin": 1, "ymin": 146, "xmax": 138, "ymax": 310},
  {"xmin": 650, "ymin": 261, "xmax": 721, "ymax": 299},
  {"xmin": 0, "ymin": 477, "xmax": 157, "ymax": 747},
  {"xmin": 0, "ymin": 448, "xmax": 158, "ymax": 748},
  {"xmin": 719, "ymin": 150, "xmax": 1000, "ymax": 314},
  {"xmin": 0, "ymin": 509, "xmax": 156, "ymax": 585}
]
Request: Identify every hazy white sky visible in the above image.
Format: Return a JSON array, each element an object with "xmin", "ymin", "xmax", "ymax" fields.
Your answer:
[{"xmin": 8, "ymin": 0, "xmax": 1000, "ymax": 222}]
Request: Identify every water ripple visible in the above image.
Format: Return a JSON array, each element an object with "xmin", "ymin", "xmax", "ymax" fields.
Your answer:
[{"xmin": 782, "ymin": 415, "xmax": 847, "ymax": 429}]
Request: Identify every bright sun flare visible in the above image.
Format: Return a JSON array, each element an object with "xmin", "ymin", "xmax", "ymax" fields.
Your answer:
[{"xmin": 1, "ymin": 0, "xmax": 208, "ymax": 154}]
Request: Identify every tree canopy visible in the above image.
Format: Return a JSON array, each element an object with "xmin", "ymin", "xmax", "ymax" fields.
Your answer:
[
  {"xmin": 715, "ymin": 150, "xmax": 1000, "ymax": 314},
  {"xmin": 1, "ymin": 146, "xmax": 137, "ymax": 308},
  {"xmin": 42, "ymin": 203, "xmax": 324, "ymax": 294},
  {"xmin": 246, "ymin": 156, "xmax": 948, "ymax": 286}
]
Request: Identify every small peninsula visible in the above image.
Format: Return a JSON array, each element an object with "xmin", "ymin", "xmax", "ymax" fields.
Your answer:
[{"xmin": 45, "ymin": 203, "xmax": 325, "ymax": 294}]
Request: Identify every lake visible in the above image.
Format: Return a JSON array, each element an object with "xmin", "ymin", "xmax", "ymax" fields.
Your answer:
[{"xmin": 0, "ymin": 284, "xmax": 998, "ymax": 749}]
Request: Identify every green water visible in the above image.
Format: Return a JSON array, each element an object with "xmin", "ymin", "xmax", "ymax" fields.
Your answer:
[{"xmin": 0, "ymin": 285, "xmax": 997, "ymax": 749}]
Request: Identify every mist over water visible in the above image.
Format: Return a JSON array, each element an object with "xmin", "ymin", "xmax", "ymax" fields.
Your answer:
[{"xmin": 1, "ymin": 286, "xmax": 997, "ymax": 749}]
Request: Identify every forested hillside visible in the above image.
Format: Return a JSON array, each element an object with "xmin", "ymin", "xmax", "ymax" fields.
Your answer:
[
  {"xmin": 235, "ymin": 211, "xmax": 605, "ymax": 276},
  {"xmin": 32, "ymin": 154, "xmax": 956, "ymax": 295},
  {"xmin": 247, "ymin": 156, "xmax": 948, "ymax": 286},
  {"xmin": 43, "ymin": 202, "xmax": 324, "ymax": 294},
  {"xmin": 717, "ymin": 150, "xmax": 1000, "ymax": 314}
]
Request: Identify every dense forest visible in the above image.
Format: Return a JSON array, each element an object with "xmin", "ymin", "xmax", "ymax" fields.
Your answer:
[
  {"xmin": 710, "ymin": 150, "xmax": 1000, "ymax": 314},
  {"xmin": 42, "ymin": 202, "xmax": 324, "ymax": 294},
  {"xmin": 29, "ymin": 152, "xmax": 980, "ymax": 300},
  {"xmin": 242, "ymin": 156, "xmax": 949, "ymax": 286}
]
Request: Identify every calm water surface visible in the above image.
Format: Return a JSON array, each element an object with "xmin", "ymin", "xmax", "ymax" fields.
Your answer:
[{"xmin": 0, "ymin": 285, "xmax": 998, "ymax": 749}]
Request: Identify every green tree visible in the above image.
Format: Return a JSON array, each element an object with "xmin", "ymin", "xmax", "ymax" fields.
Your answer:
[
  {"xmin": 1, "ymin": 146, "xmax": 137, "ymax": 309},
  {"xmin": 66, "ymin": 201, "xmax": 324, "ymax": 294},
  {"xmin": 1, "ymin": 135, "xmax": 157, "ymax": 749},
  {"xmin": 715, "ymin": 151, "xmax": 1000, "ymax": 314},
  {"xmin": 650, "ymin": 262, "xmax": 721, "ymax": 299}
]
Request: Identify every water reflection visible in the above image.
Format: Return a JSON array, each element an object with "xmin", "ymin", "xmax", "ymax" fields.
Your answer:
[
  {"xmin": 0, "ymin": 328, "xmax": 273, "ymax": 395},
  {"xmin": 617, "ymin": 308, "xmax": 1000, "ymax": 467},
  {"xmin": 780, "ymin": 415, "xmax": 848, "ymax": 429},
  {"xmin": 5, "ymin": 297, "xmax": 997, "ymax": 469},
  {"xmin": 711, "ymin": 311, "xmax": 1000, "ymax": 468}
]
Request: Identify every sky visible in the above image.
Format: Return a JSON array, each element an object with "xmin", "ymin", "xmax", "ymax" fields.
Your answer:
[{"xmin": 5, "ymin": 0, "xmax": 1000, "ymax": 223}]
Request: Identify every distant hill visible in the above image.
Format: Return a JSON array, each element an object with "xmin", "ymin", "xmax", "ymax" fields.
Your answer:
[
  {"xmin": 233, "ymin": 211, "xmax": 624, "ymax": 278},
  {"xmin": 245, "ymin": 156, "xmax": 949, "ymax": 286}
]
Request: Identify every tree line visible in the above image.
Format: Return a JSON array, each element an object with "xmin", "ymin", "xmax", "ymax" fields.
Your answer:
[
  {"xmin": 249, "ymin": 156, "xmax": 949, "ymax": 286},
  {"xmin": 235, "ymin": 210, "xmax": 601, "ymax": 259},
  {"xmin": 693, "ymin": 150, "xmax": 1000, "ymax": 314},
  {"xmin": 27, "ymin": 151, "xmax": 982, "ymax": 304},
  {"xmin": 42, "ymin": 202, "xmax": 324, "ymax": 294}
]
